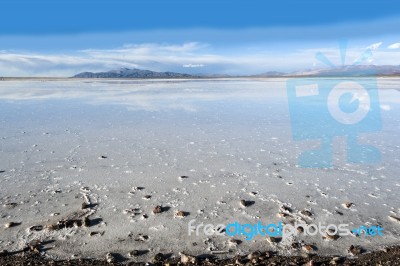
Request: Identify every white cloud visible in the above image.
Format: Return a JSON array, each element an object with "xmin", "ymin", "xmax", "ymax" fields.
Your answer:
[
  {"xmin": 388, "ymin": 43, "xmax": 400, "ymax": 49},
  {"xmin": 366, "ymin": 42, "xmax": 382, "ymax": 50},
  {"xmin": 2, "ymin": 41, "xmax": 400, "ymax": 77},
  {"xmin": 182, "ymin": 64, "xmax": 205, "ymax": 68}
]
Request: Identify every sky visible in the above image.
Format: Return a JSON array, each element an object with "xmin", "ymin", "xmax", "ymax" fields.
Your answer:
[{"xmin": 1, "ymin": 0, "xmax": 400, "ymax": 76}]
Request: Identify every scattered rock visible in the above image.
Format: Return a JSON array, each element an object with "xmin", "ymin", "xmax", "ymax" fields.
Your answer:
[
  {"xmin": 83, "ymin": 217, "xmax": 90, "ymax": 227},
  {"xmin": 227, "ymin": 239, "xmax": 241, "ymax": 247},
  {"xmin": 142, "ymin": 195, "xmax": 152, "ymax": 200},
  {"xmin": 388, "ymin": 215, "xmax": 400, "ymax": 224},
  {"xmin": 179, "ymin": 175, "xmax": 189, "ymax": 180},
  {"xmin": 4, "ymin": 222, "xmax": 20, "ymax": 228},
  {"xmin": 279, "ymin": 205, "xmax": 292, "ymax": 213},
  {"xmin": 153, "ymin": 205, "xmax": 163, "ymax": 214},
  {"xmin": 330, "ymin": 256, "xmax": 343, "ymax": 265},
  {"xmin": 28, "ymin": 240, "xmax": 42, "ymax": 253},
  {"xmin": 348, "ymin": 245, "xmax": 365, "ymax": 256},
  {"xmin": 180, "ymin": 252, "xmax": 197, "ymax": 264},
  {"xmin": 3, "ymin": 202, "xmax": 17, "ymax": 209},
  {"xmin": 175, "ymin": 210, "xmax": 188, "ymax": 218},
  {"xmin": 106, "ymin": 252, "xmax": 116, "ymax": 263},
  {"xmin": 342, "ymin": 202, "xmax": 353, "ymax": 209},
  {"xmin": 0, "ymin": 170, "xmax": 5, "ymax": 173},
  {"xmin": 249, "ymin": 191, "xmax": 258, "ymax": 197},
  {"xmin": 300, "ymin": 209, "xmax": 312, "ymax": 217},
  {"xmin": 99, "ymin": 155, "xmax": 107, "ymax": 159},
  {"xmin": 135, "ymin": 234, "xmax": 149, "ymax": 242},
  {"xmin": 323, "ymin": 230, "xmax": 340, "ymax": 241},
  {"xmin": 45, "ymin": 224, "xmax": 60, "ymax": 231},
  {"xmin": 297, "ymin": 226, "xmax": 305, "ymax": 234},
  {"xmin": 29, "ymin": 225, "xmax": 43, "ymax": 232},
  {"xmin": 267, "ymin": 236, "xmax": 282, "ymax": 244},
  {"xmin": 247, "ymin": 251, "xmax": 261, "ymax": 260},
  {"xmin": 303, "ymin": 244, "xmax": 315, "ymax": 253},
  {"xmin": 153, "ymin": 253, "xmax": 164, "ymax": 262},
  {"xmin": 81, "ymin": 202, "xmax": 89, "ymax": 209},
  {"xmin": 132, "ymin": 186, "xmax": 144, "ymax": 191},
  {"xmin": 239, "ymin": 199, "xmax": 247, "ymax": 207},
  {"xmin": 335, "ymin": 210, "xmax": 344, "ymax": 215},
  {"xmin": 128, "ymin": 250, "xmax": 140, "ymax": 257},
  {"xmin": 89, "ymin": 231, "xmax": 104, "ymax": 237},
  {"xmin": 277, "ymin": 212, "xmax": 289, "ymax": 218}
]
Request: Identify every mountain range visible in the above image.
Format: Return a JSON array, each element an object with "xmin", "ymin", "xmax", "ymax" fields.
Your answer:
[{"xmin": 73, "ymin": 65, "xmax": 400, "ymax": 79}]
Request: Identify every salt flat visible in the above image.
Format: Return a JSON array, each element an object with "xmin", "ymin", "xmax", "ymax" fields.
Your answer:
[{"xmin": 0, "ymin": 78, "xmax": 399, "ymax": 261}]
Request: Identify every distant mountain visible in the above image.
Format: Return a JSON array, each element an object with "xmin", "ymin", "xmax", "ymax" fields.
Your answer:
[
  {"xmin": 284, "ymin": 65, "xmax": 400, "ymax": 77},
  {"xmin": 72, "ymin": 65, "xmax": 400, "ymax": 79},
  {"xmin": 73, "ymin": 68, "xmax": 198, "ymax": 79}
]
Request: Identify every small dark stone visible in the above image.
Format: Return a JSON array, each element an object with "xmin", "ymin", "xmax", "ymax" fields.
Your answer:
[
  {"xmin": 81, "ymin": 202, "xmax": 88, "ymax": 209},
  {"xmin": 128, "ymin": 250, "xmax": 140, "ymax": 257},
  {"xmin": 153, "ymin": 205, "xmax": 163, "ymax": 214},
  {"xmin": 153, "ymin": 253, "xmax": 164, "ymax": 262},
  {"xmin": 83, "ymin": 217, "xmax": 90, "ymax": 227},
  {"xmin": 29, "ymin": 225, "xmax": 43, "ymax": 232}
]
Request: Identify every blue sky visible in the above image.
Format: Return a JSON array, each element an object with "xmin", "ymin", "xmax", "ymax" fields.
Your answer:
[{"xmin": 1, "ymin": 0, "xmax": 400, "ymax": 76}]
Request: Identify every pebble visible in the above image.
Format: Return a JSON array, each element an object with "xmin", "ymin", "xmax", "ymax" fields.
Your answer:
[
  {"xmin": 128, "ymin": 250, "xmax": 139, "ymax": 257},
  {"xmin": 247, "ymin": 251, "xmax": 261, "ymax": 260},
  {"xmin": 132, "ymin": 186, "xmax": 144, "ymax": 191},
  {"xmin": 330, "ymin": 257, "xmax": 342, "ymax": 265},
  {"xmin": 297, "ymin": 226, "xmax": 305, "ymax": 233},
  {"xmin": 135, "ymin": 234, "xmax": 149, "ymax": 242},
  {"xmin": 153, "ymin": 205, "xmax": 163, "ymax": 214},
  {"xmin": 28, "ymin": 240, "xmax": 41, "ymax": 253},
  {"xmin": 348, "ymin": 245, "xmax": 364, "ymax": 256},
  {"xmin": 142, "ymin": 195, "xmax": 152, "ymax": 200},
  {"xmin": 180, "ymin": 252, "xmax": 197, "ymax": 264},
  {"xmin": 29, "ymin": 225, "xmax": 43, "ymax": 232},
  {"xmin": 267, "ymin": 236, "xmax": 282, "ymax": 244},
  {"xmin": 175, "ymin": 210, "xmax": 187, "ymax": 218},
  {"xmin": 81, "ymin": 202, "xmax": 89, "ymax": 209},
  {"xmin": 179, "ymin": 175, "xmax": 189, "ymax": 180},
  {"xmin": 277, "ymin": 212, "xmax": 289, "ymax": 218},
  {"xmin": 323, "ymin": 231, "xmax": 340, "ymax": 241},
  {"xmin": 388, "ymin": 215, "xmax": 400, "ymax": 224},
  {"xmin": 300, "ymin": 209, "xmax": 312, "ymax": 217},
  {"xmin": 83, "ymin": 217, "xmax": 90, "ymax": 227},
  {"xmin": 106, "ymin": 252, "xmax": 116, "ymax": 263},
  {"xmin": 4, "ymin": 222, "xmax": 19, "ymax": 228},
  {"xmin": 153, "ymin": 253, "xmax": 164, "ymax": 262},
  {"xmin": 303, "ymin": 244, "xmax": 315, "ymax": 253},
  {"xmin": 89, "ymin": 231, "xmax": 104, "ymax": 237},
  {"xmin": 342, "ymin": 202, "xmax": 353, "ymax": 209},
  {"xmin": 227, "ymin": 239, "xmax": 241, "ymax": 247},
  {"xmin": 98, "ymin": 155, "xmax": 107, "ymax": 159},
  {"xmin": 3, "ymin": 203, "xmax": 17, "ymax": 209},
  {"xmin": 280, "ymin": 205, "xmax": 292, "ymax": 213},
  {"xmin": 239, "ymin": 199, "xmax": 247, "ymax": 207}
]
